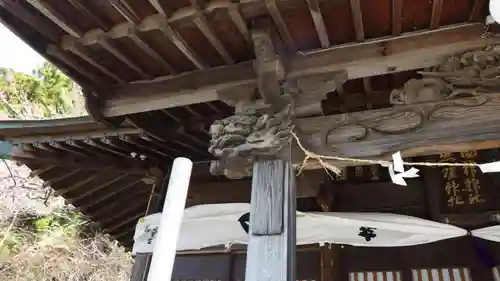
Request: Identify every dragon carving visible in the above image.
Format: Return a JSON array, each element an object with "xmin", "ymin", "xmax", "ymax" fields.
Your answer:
[
  {"xmin": 208, "ymin": 103, "xmax": 294, "ymax": 179},
  {"xmin": 390, "ymin": 46, "xmax": 500, "ymax": 105}
]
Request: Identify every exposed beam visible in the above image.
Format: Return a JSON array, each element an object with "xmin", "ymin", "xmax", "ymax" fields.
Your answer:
[
  {"xmin": 125, "ymin": 26, "xmax": 177, "ymax": 75},
  {"xmin": 46, "ymin": 45, "xmax": 104, "ymax": 85},
  {"xmin": 98, "ymin": 200, "xmax": 148, "ymax": 225},
  {"xmin": 61, "ymin": 36, "xmax": 126, "ymax": 83},
  {"xmin": 306, "ymin": 0, "xmax": 330, "ymax": 48},
  {"xmin": 29, "ymin": 166, "xmax": 55, "ymax": 178},
  {"xmin": 83, "ymin": 30, "xmax": 151, "ymax": 79},
  {"xmin": 48, "ymin": 141, "xmax": 88, "ymax": 157},
  {"xmin": 3, "ymin": 143, "xmax": 151, "ymax": 173},
  {"xmin": 42, "ymin": 169, "xmax": 81, "ymax": 188},
  {"xmin": 104, "ymin": 61, "xmax": 255, "ymax": 116},
  {"xmin": 54, "ymin": 173, "xmax": 101, "ymax": 196},
  {"xmin": 67, "ymin": 0, "xmax": 110, "ymax": 31},
  {"xmin": 190, "ymin": 2, "xmax": 234, "ymax": 64},
  {"xmin": 265, "ymin": 0, "xmax": 297, "ymax": 52},
  {"xmin": 143, "ymin": 15, "xmax": 208, "ymax": 69},
  {"xmin": 349, "ymin": 0, "xmax": 364, "ymax": 41},
  {"xmin": 103, "ymin": 24, "xmax": 497, "ymax": 117},
  {"xmin": 392, "ymin": 0, "xmax": 402, "ymax": 35},
  {"xmin": 288, "ymin": 23, "xmax": 495, "ymax": 78},
  {"xmin": 228, "ymin": 3, "xmax": 251, "ymax": 43},
  {"xmin": 67, "ymin": 174, "xmax": 130, "ymax": 203},
  {"xmin": 26, "ymin": 0, "xmax": 84, "ymax": 38},
  {"xmin": 107, "ymin": 0, "xmax": 141, "ymax": 24},
  {"xmin": 1, "ymin": 0, "xmax": 60, "ymax": 42},
  {"xmin": 77, "ymin": 178, "xmax": 147, "ymax": 212},
  {"xmin": 430, "ymin": 0, "xmax": 443, "ymax": 29},
  {"xmin": 148, "ymin": 0, "xmax": 170, "ymax": 17},
  {"xmin": 5, "ymin": 127, "xmax": 139, "ymax": 143}
]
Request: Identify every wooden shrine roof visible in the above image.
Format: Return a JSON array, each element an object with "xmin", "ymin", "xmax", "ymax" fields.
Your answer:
[
  {"xmin": 0, "ymin": 0, "xmax": 497, "ymax": 248},
  {"xmin": 0, "ymin": 0, "xmax": 492, "ymax": 118}
]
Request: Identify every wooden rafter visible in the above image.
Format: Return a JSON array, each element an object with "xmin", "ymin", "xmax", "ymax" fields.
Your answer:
[
  {"xmin": 431, "ymin": 0, "xmax": 443, "ymax": 29},
  {"xmin": 54, "ymin": 173, "xmax": 101, "ymax": 196},
  {"xmin": 107, "ymin": 0, "xmax": 141, "ymax": 24},
  {"xmin": 392, "ymin": 0, "xmax": 403, "ymax": 35},
  {"xmin": 46, "ymin": 45, "xmax": 103, "ymax": 84},
  {"xmin": 125, "ymin": 25, "xmax": 177, "ymax": 74},
  {"xmin": 68, "ymin": 174, "xmax": 130, "ymax": 203},
  {"xmin": 103, "ymin": 212, "xmax": 143, "ymax": 233},
  {"xmin": 265, "ymin": 0, "xmax": 297, "ymax": 52},
  {"xmin": 143, "ymin": 15, "xmax": 208, "ymax": 69},
  {"xmin": 349, "ymin": 0, "xmax": 371, "ymax": 108},
  {"xmin": 306, "ymin": 0, "xmax": 330, "ymax": 48},
  {"xmin": 96, "ymin": 32, "xmax": 152, "ymax": 79},
  {"xmin": 66, "ymin": 0, "xmax": 109, "ymax": 31},
  {"xmin": 148, "ymin": 0, "xmax": 170, "ymax": 17},
  {"xmin": 83, "ymin": 138, "xmax": 130, "ymax": 157},
  {"xmin": 102, "ymin": 23, "xmax": 497, "ymax": 117},
  {"xmin": 77, "ymin": 178, "xmax": 146, "ymax": 211},
  {"xmin": 62, "ymin": 36, "xmax": 126, "ymax": 83},
  {"xmin": 190, "ymin": 0, "xmax": 234, "ymax": 64},
  {"xmin": 349, "ymin": 0, "xmax": 364, "ymax": 41},
  {"xmin": 29, "ymin": 166, "xmax": 55, "ymax": 178},
  {"xmin": 1, "ymin": 0, "xmax": 60, "ymax": 42},
  {"xmin": 228, "ymin": 4, "xmax": 251, "ymax": 43},
  {"xmin": 97, "ymin": 200, "xmax": 148, "ymax": 225},
  {"xmin": 26, "ymin": 0, "xmax": 84, "ymax": 38},
  {"xmin": 48, "ymin": 141, "xmax": 87, "ymax": 157},
  {"xmin": 42, "ymin": 169, "xmax": 81, "ymax": 188}
]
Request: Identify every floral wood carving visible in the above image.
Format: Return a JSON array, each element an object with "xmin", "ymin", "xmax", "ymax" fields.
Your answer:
[
  {"xmin": 208, "ymin": 103, "xmax": 294, "ymax": 179},
  {"xmin": 390, "ymin": 47, "xmax": 500, "ymax": 105}
]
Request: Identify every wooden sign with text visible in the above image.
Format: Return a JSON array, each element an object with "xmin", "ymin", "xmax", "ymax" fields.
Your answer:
[{"xmin": 422, "ymin": 149, "xmax": 500, "ymax": 215}]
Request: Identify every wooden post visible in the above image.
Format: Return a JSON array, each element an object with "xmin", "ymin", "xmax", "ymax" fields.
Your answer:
[{"xmin": 245, "ymin": 149, "xmax": 296, "ymax": 281}]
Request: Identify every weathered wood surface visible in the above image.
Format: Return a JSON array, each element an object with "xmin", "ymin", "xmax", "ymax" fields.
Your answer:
[
  {"xmin": 295, "ymin": 93, "xmax": 500, "ymax": 167},
  {"xmin": 102, "ymin": 23, "xmax": 496, "ymax": 117},
  {"xmin": 245, "ymin": 158, "xmax": 296, "ymax": 281},
  {"xmin": 252, "ymin": 18, "xmax": 283, "ymax": 104}
]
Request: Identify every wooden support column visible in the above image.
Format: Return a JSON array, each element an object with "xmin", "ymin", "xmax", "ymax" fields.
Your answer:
[
  {"xmin": 246, "ymin": 153, "xmax": 296, "ymax": 281},
  {"xmin": 208, "ymin": 16, "xmax": 305, "ymax": 281},
  {"xmin": 130, "ymin": 168, "xmax": 166, "ymax": 281}
]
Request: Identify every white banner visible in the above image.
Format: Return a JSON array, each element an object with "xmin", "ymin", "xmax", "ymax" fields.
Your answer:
[
  {"xmin": 472, "ymin": 225, "xmax": 500, "ymax": 242},
  {"xmin": 132, "ymin": 203, "xmax": 469, "ymax": 254}
]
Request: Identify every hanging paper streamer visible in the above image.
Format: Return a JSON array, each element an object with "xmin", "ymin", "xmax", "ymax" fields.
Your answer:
[
  {"xmin": 479, "ymin": 161, "xmax": 500, "ymax": 173},
  {"xmin": 387, "ymin": 151, "xmax": 419, "ymax": 186}
]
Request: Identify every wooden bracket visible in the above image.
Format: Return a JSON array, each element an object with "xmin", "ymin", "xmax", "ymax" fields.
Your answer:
[
  {"xmin": 83, "ymin": 89, "xmax": 124, "ymax": 127},
  {"xmin": 252, "ymin": 18, "xmax": 285, "ymax": 107}
]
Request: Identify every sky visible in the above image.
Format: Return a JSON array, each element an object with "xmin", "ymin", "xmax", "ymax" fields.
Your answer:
[{"xmin": 0, "ymin": 22, "xmax": 45, "ymax": 74}]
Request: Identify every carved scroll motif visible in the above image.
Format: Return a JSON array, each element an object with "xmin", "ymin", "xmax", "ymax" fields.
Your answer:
[
  {"xmin": 315, "ymin": 47, "xmax": 500, "ymax": 148},
  {"xmin": 208, "ymin": 103, "xmax": 294, "ymax": 179}
]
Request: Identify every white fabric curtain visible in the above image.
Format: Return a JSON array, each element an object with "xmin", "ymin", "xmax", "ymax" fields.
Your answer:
[
  {"xmin": 132, "ymin": 203, "xmax": 469, "ymax": 254},
  {"xmin": 472, "ymin": 225, "xmax": 500, "ymax": 242}
]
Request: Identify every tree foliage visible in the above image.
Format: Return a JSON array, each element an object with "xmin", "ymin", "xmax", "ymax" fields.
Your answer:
[{"xmin": 0, "ymin": 62, "xmax": 85, "ymax": 119}]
